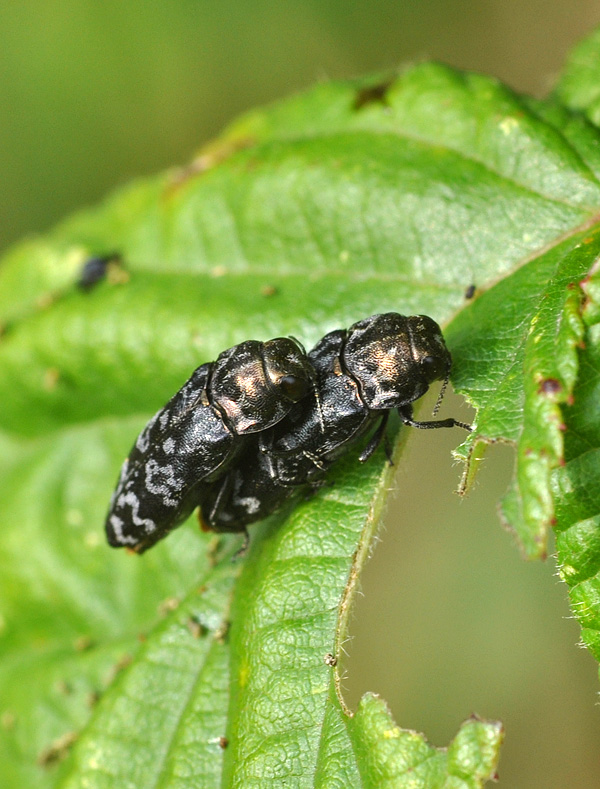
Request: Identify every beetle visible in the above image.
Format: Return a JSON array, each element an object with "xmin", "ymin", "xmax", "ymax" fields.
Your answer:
[
  {"xmin": 77, "ymin": 253, "xmax": 121, "ymax": 291},
  {"xmin": 199, "ymin": 313, "xmax": 471, "ymax": 538},
  {"xmin": 105, "ymin": 337, "xmax": 316, "ymax": 553}
]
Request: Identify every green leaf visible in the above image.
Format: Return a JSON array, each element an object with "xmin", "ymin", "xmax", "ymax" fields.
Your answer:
[
  {"xmin": 5, "ymin": 45, "xmax": 600, "ymax": 785},
  {"xmin": 448, "ymin": 226, "xmax": 597, "ymax": 558},
  {"xmin": 553, "ymin": 263, "xmax": 600, "ymax": 661},
  {"xmin": 348, "ymin": 696, "xmax": 502, "ymax": 788},
  {"xmin": 57, "ymin": 555, "xmax": 238, "ymax": 788},
  {"xmin": 0, "ymin": 424, "xmax": 212, "ymax": 787},
  {"xmin": 556, "ymin": 26, "xmax": 600, "ymax": 126},
  {"xmin": 219, "ymin": 436, "xmax": 395, "ymax": 787}
]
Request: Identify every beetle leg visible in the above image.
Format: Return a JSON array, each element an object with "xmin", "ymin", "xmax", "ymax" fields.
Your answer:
[
  {"xmin": 269, "ymin": 451, "xmax": 326, "ymax": 488},
  {"xmin": 398, "ymin": 404, "xmax": 472, "ymax": 432},
  {"xmin": 359, "ymin": 412, "xmax": 391, "ymax": 462},
  {"xmin": 205, "ymin": 478, "xmax": 229, "ymax": 527},
  {"xmin": 258, "ymin": 432, "xmax": 282, "ymax": 481},
  {"xmin": 265, "ymin": 447, "xmax": 328, "ymax": 489},
  {"xmin": 302, "ymin": 449, "xmax": 327, "ymax": 472},
  {"xmin": 200, "ymin": 475, "xmax": 251, "ymax": 535}
]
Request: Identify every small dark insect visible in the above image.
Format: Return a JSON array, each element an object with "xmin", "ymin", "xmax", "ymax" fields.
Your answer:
[
  {"xmin": 105, "ymin": 337, "xmax": 316, "ymax": 553},
  {"xmin": 464, "ymin": 284, "xmax": 476, "ymax": 300},
  {"xmin": 200, "ymin": 313, "xmax": 471, "ymax": 538},
  {"xmin": 77, "ymin": 254, "xmax": 121, "ymax": 291}
]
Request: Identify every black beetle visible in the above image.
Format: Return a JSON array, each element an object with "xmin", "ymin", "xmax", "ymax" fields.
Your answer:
[
  {"xmin": 105, "ymin": 337, "xmax": 316, "ymax": 553},
  {"xmin": 199, "ymin": 313, "xmax": 471, "ymax": 537},
  {"xmin": 77, "ymin": 254, "xmax": 121, "ymax": 291}
]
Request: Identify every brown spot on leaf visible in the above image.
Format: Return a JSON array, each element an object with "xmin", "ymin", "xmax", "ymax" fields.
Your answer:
[
  {"xmin": 36, "ymin": 292, "xmax": 56, "ymax": 310},
  {"xmin": 74, "ymin": 635, "xmax": 94, "ymax": 652},
  {"xmin": 116, "ymin": 654, "xmax": 132, "ymax": 670},
  {"xmin": 107, "ymin": 654, "xmax": 133, "ymax": 684},
  {"xmin": 43, "ymin": 368, "xmax": 60, "ymax": 391},
  {"xmin": 55, "ymin": 680, "xmax": 72, "ymax": 695},
  {"xmin": 87, "ymin": 690, "xmax": 101, "ymax": 708},
  {"xmin": 214, "ymin": 620, "xmax": 230, "ymax": 644},
  {"xmin": 187, "ymin": 616, "xmax": 207, "ymax": 639},
  {"xmin": 158, "ymin": 597, "xmax": 179, "ymax": 616},
  {"xmin": 38, "ymin": 731, "xmax": 78, "ymax": 768},
  {"xmin": 165, "ymin": 136, "xmax": 256, "ymax": 197},
  {"xmin": 539, "ymin": 378, "xmax": 561, "ymax": 395},
  {"xmin": 106, "ymin": 262, "xmax": 130, "ymax": 286},
  {"xmin": 353, "ymin": 79, "xmax": 393, "ymax": 110}
]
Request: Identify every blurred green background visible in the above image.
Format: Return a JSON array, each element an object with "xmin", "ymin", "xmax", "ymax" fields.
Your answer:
[{"xmin": 2, "ymin": 1, "xmax": 600, "ymax": 786}]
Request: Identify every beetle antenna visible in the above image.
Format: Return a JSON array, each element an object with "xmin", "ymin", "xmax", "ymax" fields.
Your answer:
[{"xmin": 432, "ymin": 367, "xmax": 450, "ymax": 416}]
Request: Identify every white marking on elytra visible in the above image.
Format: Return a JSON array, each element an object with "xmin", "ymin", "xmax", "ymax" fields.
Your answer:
[
  {"xmin": 144, "ymin": 460, "xmax": 184, "ymax": 506},
  {"xmin": 108, "ymin": 515, "xmax": 139, "ymax": 545},
  {"xmin": 162, "ymin": 437, "xmax": 176, "ymax": 454},
  {"xmin": 113, "ymin": 492, "xmax": 158, "ymax": 535},
  {"xmin": 114, "ymin": 458, "xmax": 130, "ymax": 489},
  {"xmin": 136, "ymin": 411, "xmax": 160, "ymax": 453}
]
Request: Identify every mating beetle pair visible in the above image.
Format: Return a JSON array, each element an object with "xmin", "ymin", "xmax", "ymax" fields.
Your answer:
[{"xmin": 105, "ymin": 313, "xmax": 471, "ymax": 553}]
